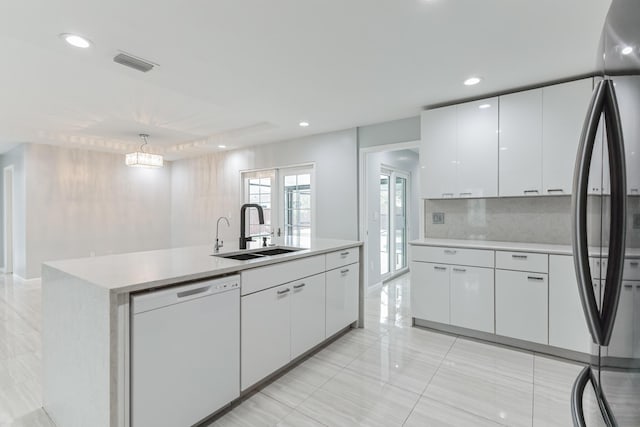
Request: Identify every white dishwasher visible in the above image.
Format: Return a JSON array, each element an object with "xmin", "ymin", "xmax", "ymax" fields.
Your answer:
[{"xmin": 131, "ymin": 275, "xmax": 240, "ymax": 427}]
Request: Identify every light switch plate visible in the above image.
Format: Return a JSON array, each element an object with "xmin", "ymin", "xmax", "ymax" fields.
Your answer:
[
  {"xmin": 432, "ymin": 212, "xmax": 445, "ymax": 224},
  {"xmin": 634, "ymin": 213, "xmax": 640, "ymax": 230}
]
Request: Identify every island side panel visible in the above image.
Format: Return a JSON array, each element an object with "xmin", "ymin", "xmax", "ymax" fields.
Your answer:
[{"xmin": 43, "ymin": 265, "xmax": 112, "ymax": 427}]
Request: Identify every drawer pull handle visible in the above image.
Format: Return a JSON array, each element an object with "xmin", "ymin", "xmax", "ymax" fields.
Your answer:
[
  {"xmin": 340, "ymin": 269, "xmax": 350, "ymax": 275},
  {"xmin": 293, "ymin": 283, "xmax": 306, "ymax": 289},
  {"xmin": 177, "ymin": 286, "xmax": 211, "ymax": 298},
  {"xmin": 340, "ymin": 251, "xmax": 350, "ymax": 257},
  {"xmin": 434, "ymin": 266, "xmax": 447, "ymax": 271},
  {"xmin": 459, "ymin": 192, "xmax": 472, "ymax": 196},
  {"xmin": 444, "ymin": 250, "xmax": 457, "ymax": 255},
  {"xmin": 512, "ymin": 254, "xmax": 528, "ymax": 259},
  {"xmin": 624, "ymin": 284, "xmax": 633, "ymax": 289},
  {"xmin": 524, "ymin": 189, "xmax": 539, "ymax": 194},
  {"xmin": 630, "ymin": 261, "xmax": 638, "ymax": 267},
  {"xmin": 442, "ymin": 193, "xmax": 454, "ymax": 197},
  {"xmin": 547, "ymin": 189, "xmax": 564, "ymax": 193},
  {"xmin": 453, "ymin": 268, "xmax": 466, "ymax": 273},
  {"xmin": 528, "ymin": 276, "xmax": 544, "ymax": 281},
  {"xmin": 631, "ymin": 188, "xmax": 639, "ymax": 193},
  {"xmin": 277, "ymin": 288, "xmax": 291, "ymax": 295}
]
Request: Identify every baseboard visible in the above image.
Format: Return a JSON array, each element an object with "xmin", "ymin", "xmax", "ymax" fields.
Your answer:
[{"xmin": 12, "ymin": 273, "xmax": 42, "ymax": 284}]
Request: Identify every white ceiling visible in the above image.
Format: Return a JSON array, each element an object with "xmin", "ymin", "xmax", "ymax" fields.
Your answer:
[{"xmin": 0, "ymin": 0, "xmax": 611, "ymax": 160}]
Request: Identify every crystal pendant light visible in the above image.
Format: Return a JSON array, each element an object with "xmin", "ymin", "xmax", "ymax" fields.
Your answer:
[{"xmin": 125, "ymin": 134, "xmax": 163, "ymax": 168}]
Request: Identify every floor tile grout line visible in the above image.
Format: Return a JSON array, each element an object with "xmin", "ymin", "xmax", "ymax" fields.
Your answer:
[{"xmin": 400, "ymin": 334, "xmax": 459, "ymax": 426}]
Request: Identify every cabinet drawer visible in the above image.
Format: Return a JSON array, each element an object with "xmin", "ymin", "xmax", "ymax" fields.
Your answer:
[
  {"xmin": 411, "ymin": 245, "xmax": 494, "ymax": 268},
  {"xmin": 326, "ymin": 247, "xmax": 360, "ymax": 271},
  {"xmin": 241, "ymin": 255, "xmax": 325, "ymax": 295},
  {"xmin": 496, "ymin": 251, "xmax": 548, "ymax": 273}
]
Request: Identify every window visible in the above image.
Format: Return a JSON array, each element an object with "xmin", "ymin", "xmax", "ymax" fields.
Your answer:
[{"xmin": 242, "ymin": 165, "xmax": 315, "ymax": 247}]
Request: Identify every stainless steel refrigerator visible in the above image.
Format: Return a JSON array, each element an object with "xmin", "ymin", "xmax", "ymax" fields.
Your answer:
[{"xmin": 571, "ymin": 0, "xmax": 640, "ymax": 425}]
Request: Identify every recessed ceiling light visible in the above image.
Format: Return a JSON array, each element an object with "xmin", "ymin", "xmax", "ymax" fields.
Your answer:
[
  {"xmin": 60, "ymin": 33, "xmax": 91, "ymax": 48},
  {"xmin": 479, "ymin": 103, "xmax": 491, "ymax": 109},
  {"xmin": 622, "ymin": 46, "xmax": 633, "ymax": 55},
  {"xmin": 299, "ymin": 121, "xmax": 310, "ymax": 127},
  {"xmin": 218, "ymin": 145, "xmax": 227, "ymax": 149},
  {"xmin": 464, "ymin": 77, "xmax": 482, "ymax": 86}
]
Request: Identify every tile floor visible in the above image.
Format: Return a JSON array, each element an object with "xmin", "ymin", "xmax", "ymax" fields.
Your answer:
[{"xmin": 0, "ymin": 272, "xmax": 612, "ymax": 426}]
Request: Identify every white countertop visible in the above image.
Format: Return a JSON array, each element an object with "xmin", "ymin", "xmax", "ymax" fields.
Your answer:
[
  {"xmin": 410, "ymin": 238, "xmax": 640, "ymax": 258},
  {"xmin": 43, "ymin": 238, "xmax": 362, "ymax": 294}
]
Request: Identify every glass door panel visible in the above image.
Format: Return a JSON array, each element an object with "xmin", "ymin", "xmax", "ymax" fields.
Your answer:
[
  {"xmin": 380, "ymin": 174, "xmax": 390, "ymax": 276},
  {"xmin": 281, "ymin": 170, "xmax": 312, "ymax": 248},
  {"xmin": 394, "ymin": 175, "xmax": 407, "ymax": 271}
]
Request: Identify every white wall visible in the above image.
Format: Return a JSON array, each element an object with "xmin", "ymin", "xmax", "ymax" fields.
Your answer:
[
  {"xmin": 0, "ymin": 145, "xmax": 27, "ymax": 277},
  {"xmin": 23, "ymin": 144, "xmax": 172, "ymax": 279},
  {"xmin": 365, "ymin": 149, "xmax": 420, "ymax": 287},
  {"xmin": 171, "ymin": 129, "xmax": 358, "ymax": 247}
]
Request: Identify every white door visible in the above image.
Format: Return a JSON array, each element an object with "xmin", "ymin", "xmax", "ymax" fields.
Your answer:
[
  {"xmin": 421, "ymin": 106, "xmax": 457, "ymax": 198},
  {"xmin": 542, "ymin": 79, "xmax": 593, "ymax": 195},
  {"xmin": 279, "ymin": 166, "xmax": 314, "ymax": 248},
  {"xmin": 450, "ymin": 265, "xmax": 494, "ymax": 333},
  {"xmin": 241, "ymin": 284, "xmax": 291, "ymax": 390},
  {"xmin": 456, "ymin": 98, "xmax": 499, "ymax": 197},
  {"xmin": 380, "ymin": 168, "xmax": 409, "ymax": 279},
  {"xmin": 499, "ymin": 88, "xmax": 543, "ymax": 196},
  {"xmin": 410, "ymin": 261, "xmax": 450, "ymax": 324},
  {"xmin": 290, "ymin": 273, "xmax": 326, "ymax": 359},
  {"xmin": 495, "ymin": 269, "xmax": 548, "ymax": 344},
  {"xmin": 3, "ymin": 166, "xmax": 13, "ymax": 274}
]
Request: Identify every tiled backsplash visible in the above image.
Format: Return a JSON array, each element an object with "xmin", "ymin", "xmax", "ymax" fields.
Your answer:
[{"xmin": 424, "ymin": 196, "xmax": 639, "ymax": 247}]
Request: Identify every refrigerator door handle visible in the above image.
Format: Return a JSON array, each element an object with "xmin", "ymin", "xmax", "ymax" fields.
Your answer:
[
  {"xmin": 572, "ymin": 80, "xmax": 607, "ymax": 344},
  {"xmin": 571, "ymin": 366, "xmax": 618, "ymax": 427},
  {"xmin": 600, "ymin": 80, "xmax": 627, "ymax": 346}
]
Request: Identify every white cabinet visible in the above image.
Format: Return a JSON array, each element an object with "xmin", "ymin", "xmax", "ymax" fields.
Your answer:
[
  {"xmin": 450, "ymin": 266, "xmax": 494, "ymax": 333},
  {"xmin": 410, "ymin": 261, "xmax": 450, "ymax": 323},
  {"xmin": 608, "ymin": 281, "xmax": 636, "ymax": 358},
  {"xmin": 421, "ymin": 106, "xmax": 457, "ymax": 198},
  {"xmin": 548, "ymin": 255, "xmax": 593, "ymax": 353},
  {"xmin": 325, "ymin": 263, "xmax": 359, "ymax": 338},
  {"xmin": 542, "ymin": 79, "xmax": 594, "ymax": 195},
  {"xmin": 420, "ymin": 98, "xmax": 498, "ymax": 199},
  {"xmin": 613, "ymin": 76, "xmax": 640, "ymax": 194},
  {"xmin": 499, "ymin": 88, "xmax": 543, "ymax": 197},
  {"xmin": 291, "ymin": 273, "xmax": 326, "ymax": 359},
  {"xmin": 456, "ymin": 98, "xmax": 499, "ymax": 197},
  {"xmin": 241, "ymin": 283, "xmax": 291, "ymax": 390},
  {"xmin": 496, "ymin": 269, "xmax": 548, "ymax": 344}
]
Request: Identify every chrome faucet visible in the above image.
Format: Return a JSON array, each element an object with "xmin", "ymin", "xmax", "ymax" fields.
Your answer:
[
  {"xmin": 239, "ymin": 204, "xmax": 264, "ymax": 249},
  {"xmin": 214, "ymin": 216, "xmax": 230, "ymax": 253}
]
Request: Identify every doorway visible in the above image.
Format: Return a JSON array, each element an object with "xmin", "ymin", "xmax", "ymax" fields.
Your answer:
[
  {"xmin": 359, "ymin": 143, "xmax": 421, "ymax": 288},
  {"xmin": 379, "ymin": 167, "xmax": 409, "ymax": 279},
  {"xmin": 4, "ymin": 165, "xmax": 14, "ymax": 274}
]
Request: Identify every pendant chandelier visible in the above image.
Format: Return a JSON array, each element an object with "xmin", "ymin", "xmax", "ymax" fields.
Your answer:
[{"xmin": 125, "ymin": 134, "xmax": 163, "ymax": 168}]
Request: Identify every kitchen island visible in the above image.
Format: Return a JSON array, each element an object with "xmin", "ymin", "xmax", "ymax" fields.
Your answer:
[{"xmin": 42, "ymin": 239, "xmax": 363, "ymax": 427}]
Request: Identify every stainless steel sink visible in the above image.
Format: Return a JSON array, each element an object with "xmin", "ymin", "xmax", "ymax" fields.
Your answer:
[
  {"xmin": 215, "ymin": 252, "xmax": 265, "ymax": 261},
  {"xmin": 252, "ymin": 247, "xmax": 301, "ymax": 256},
  {"xmin": 213, "ymin": 247, "xmax": 301, "ymax": 260}
]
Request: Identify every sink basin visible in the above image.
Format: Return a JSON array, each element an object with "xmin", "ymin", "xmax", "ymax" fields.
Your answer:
[
  {"xmin": 216, "ymin": 253, "xmax": 265, "ymax": 261},
  {"xmin": 213, "ymin": 247, "xmax": 301, "ymax": 260},
  {"xmin": 252, "ymin": 247, "xmax": 301, "ymax": 256}
]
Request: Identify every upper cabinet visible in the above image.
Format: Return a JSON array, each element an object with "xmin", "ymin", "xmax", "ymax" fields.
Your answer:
[
  {"xmin": 421, "ymin": 98, "xmax": 498, "ymax": 199},
  {"xmin": 614, "ymin": 76, "xmax": 640, "ymax": 195},
  {"xmin": 420, "ymin": 78, "xmax": 596, "ymax": 199},
  {"xmin": 542, "ymin": 79, "xmax": 594, "ymax": 195},
  {"xmin": 421, "ymin": 105, "xmax": 457, "ymax": 199},
  {"xmin": 499, "ymin": 88, "xmax": 543, "ymax": 197}
]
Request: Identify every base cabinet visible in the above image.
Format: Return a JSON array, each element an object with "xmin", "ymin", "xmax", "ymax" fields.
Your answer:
[
  {"xmin": 450, "ymin": 266, "xmax": 494, "ymax": 333},
  {"xmin": 548, "ymin": 255, "xmax": 593, "ymax": 353},
  {"xmin": 496, "ymin": 269, "xmax": 548, "ymax": 344},
  {"xmin": 325, "ymin": 263, "xmax": 359, "ymax": 338},
  {"xmin": 410, "ymin": 261, "xmax": 450, "ymax": 323},
  {"xmin": 241, "ymin": 283, "xmax": 291, "ymax": 390},
  {"xmin": 291, "ymin": 273, "xmax": 326, "ymax": 359}
]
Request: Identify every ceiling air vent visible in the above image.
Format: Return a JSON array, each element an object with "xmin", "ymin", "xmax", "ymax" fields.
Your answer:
[{"xmin": 113, "ymin": 52, "xmax": 155, "ymax": 73}]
